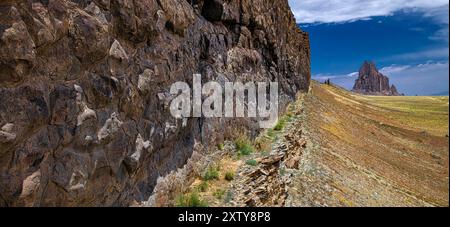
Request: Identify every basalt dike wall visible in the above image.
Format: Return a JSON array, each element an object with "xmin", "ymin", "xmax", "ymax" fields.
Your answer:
[{"xmin": 0, "ymin": 0, "xmax": 310, "ymax": 206}]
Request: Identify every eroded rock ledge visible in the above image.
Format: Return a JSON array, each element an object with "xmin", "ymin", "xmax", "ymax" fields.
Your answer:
[{"xmin": 0, "ymin": 0, "xmax": 310, "ymax": 206}]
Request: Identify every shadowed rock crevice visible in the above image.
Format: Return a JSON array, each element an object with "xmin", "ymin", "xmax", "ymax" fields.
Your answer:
[{"xmin": 201, "ymin": 0, "xmax": 224, "ymax": 22}]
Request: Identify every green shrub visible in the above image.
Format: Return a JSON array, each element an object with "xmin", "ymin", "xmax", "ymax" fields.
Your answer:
[
  {"xmin": 266, "ymin": 129, "xmax": 275, "ymax": 139},
  {"xmin": 245, "ymin": 159, "xmax": 258, "ymax": 166},
  {"xmin": 273, "ymin": 117, "xmax": 286, "ymax": 131},
  {"xmin": 217, "ymin": 143, "xmax": 224, "ymax": 151},
  {"xmin": 235, "ymin": 136, "xmax": 254, "ymax": 156},
  {"xmin": 203, "ymin": 166, "xmax": 219, "ymax": 181},
  {"xmin": 235, "ymin": 136, "xmax": 249, "ymax": 150},
  {"xmin": 197, "ymin": 181, "xmax": 208, "ymax": 192},
  {"xmin": 224, "ymin": 171, "xmax": 235, "ymax": 181},
  {"xmin": 239, "ymin": 145, "xmax": 253, "ymax": 156},
  {"xmin": 213, "ymin": 189, "xmax": 226, "ymax": 200},
  {"xmin": 176, "ymin": 192, "xmax": 208, "ymax": 207}
]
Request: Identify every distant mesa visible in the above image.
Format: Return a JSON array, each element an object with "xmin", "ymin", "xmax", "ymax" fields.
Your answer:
[{"xmin": 352, "ymin": 61, "xmax": 403, "ymax": 96}]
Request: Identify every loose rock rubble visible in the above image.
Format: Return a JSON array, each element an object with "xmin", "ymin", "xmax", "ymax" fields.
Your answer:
[
  {"xmin": 230, "ymin": 111, "xmax": 307, "ymax": 207},
  {"xmin": 284, "ymin": 129, "xmax": 307, "ymax": 169}
]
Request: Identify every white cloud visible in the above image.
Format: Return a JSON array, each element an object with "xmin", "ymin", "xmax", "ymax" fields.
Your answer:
[
  {"xmin": 423, "ymin": 5, "xmax": 449, "ymax": 24},
  {"xmin": 382, "ymin": 47, "xmax": 449, "ymax": 61},
  {"xmin": 347, "ymin": 72, "xmax": 359, "ymax": 77},
  {"xmin": 379, "ymin": 62, "xmax": 449, "ymax": 75},
  {"xmin": 288, "ymin": 0, "xmax": 449, "ymax": 24},
  {"xmin": 422, "ymin": 6, "xmax": 449, "ymax": 42},
  {"xmin": 429, "ymin": 27, "xmax": 449, "ymax": 42},
  {"xmin": 382, "ymin": 62, "xmax": 449, "ymax": 95},
  {"xmin": 379, "ymin": 65, "xmax": 411, "ymax": 74},
  {"xmin": 313, "ymin": 71, "xmax": 358, "ymax": 80}
]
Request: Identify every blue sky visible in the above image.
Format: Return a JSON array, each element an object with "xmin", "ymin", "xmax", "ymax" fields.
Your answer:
[{"xmin": 288, "ymin": 0, "xmax": 449, "ymax": 95}]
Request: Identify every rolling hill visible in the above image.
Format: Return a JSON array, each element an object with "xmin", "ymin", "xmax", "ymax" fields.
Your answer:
[{"xmin": 291, "ymin": 81, "xmax": 449, "ymax": 206}]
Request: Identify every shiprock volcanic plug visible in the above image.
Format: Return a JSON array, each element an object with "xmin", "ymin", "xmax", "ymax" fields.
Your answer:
[{"xmin": 353, "ymin": 61, "xmax": 402, "ymax": 96}]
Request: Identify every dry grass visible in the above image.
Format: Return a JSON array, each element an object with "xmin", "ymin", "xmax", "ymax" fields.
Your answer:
[
  {"xmin": 234, "ymin": 133, "xmax": 254, "ymax": 156},
  {"xmin": 188, "ymin": 156, "xmax": 242, "ymax": 206},
  {"xmin": 352, "ymin": 93, "xmax": 449, "ymax": 137}
]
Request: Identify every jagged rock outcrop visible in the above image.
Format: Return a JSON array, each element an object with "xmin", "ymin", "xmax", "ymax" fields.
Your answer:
[
  {"xmin": 0, "ymin": 0, "xmax": 310, "ymax": 206},
  {"xmin": 353, "ymin": 61, "xmax": 401, "ymax": 96}
]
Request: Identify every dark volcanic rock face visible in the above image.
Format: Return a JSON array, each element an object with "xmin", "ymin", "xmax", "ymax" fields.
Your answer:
[
  {"xmin": 0, "ymin": 0, "xmax": 310, "ymax": 206},
  {"xmin": 353, "ymin": 61, "xmax": 401, "ymax": 96}
]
